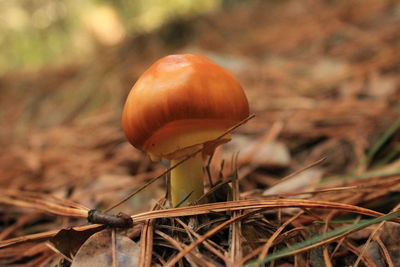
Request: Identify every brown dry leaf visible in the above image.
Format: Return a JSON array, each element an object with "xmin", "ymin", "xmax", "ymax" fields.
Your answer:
[
  {"xmin": 363, "ymin": 241, "xmax": 386, "ymax": 267},
  {"xmin": 71, "ymin": 229, "xmax": 139, "ymax": 267},
  {"xmin": 224, "ymin": 135, "xmax": 291, "ymax": 168},
  {"xmin": 366, "ymin": 72, "xmax": 398, "ymax": 99},
  {"xmin": 49, "ymin": 226, "xmax": 106, "ymax": 259},
  {"xmin": 262, "ymin": 168, "xmax": 323, "ymax": 196},
  {"xmin": 380, "ymin": 222, "xmax": 400, "ymax": 266}
]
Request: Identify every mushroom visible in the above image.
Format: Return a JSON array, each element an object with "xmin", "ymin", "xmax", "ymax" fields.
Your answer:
[{"xmin": 122, "ymin": 54, "xmax": 249, "ymax": 207}]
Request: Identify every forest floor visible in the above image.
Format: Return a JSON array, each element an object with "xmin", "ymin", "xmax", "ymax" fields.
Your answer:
[{"xmin": 1, "ymin": 1, "xmax": 400, "ymax": 266}]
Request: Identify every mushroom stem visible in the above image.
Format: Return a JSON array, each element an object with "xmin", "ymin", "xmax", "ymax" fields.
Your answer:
[{"xmin": 170, "ymin": 152, "xmax": 204, "ymax": 207}]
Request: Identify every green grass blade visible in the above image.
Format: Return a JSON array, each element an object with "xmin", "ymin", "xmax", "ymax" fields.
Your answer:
[
  {"xmin": 355, "ymin": 117, "xmax": 400, "ymax": 172},
  {"xmin": 245, "ymin": 211, "xmax": 400, "ymax": 266}
]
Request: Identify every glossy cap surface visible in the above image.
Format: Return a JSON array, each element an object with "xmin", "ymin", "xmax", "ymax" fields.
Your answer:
[{"xmin": 122, "ymin": 54, "xmax": 249, "ymax": 160}]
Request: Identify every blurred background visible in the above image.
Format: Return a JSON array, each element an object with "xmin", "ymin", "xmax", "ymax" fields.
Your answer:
[{"xmin": 0, "ymin": 0, "xmax": 399, "ymax": 210}]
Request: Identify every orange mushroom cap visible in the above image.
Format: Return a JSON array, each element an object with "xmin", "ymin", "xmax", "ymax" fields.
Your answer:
[{"xmin": 122, "ymin": 54, "xmax": 249, "ymax": 161}]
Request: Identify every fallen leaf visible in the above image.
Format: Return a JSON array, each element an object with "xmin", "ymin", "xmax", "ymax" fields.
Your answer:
[
  {"xmin": 49, "ymin": 225, "xmax": 106, "ymax": 258},
  {"xmin": 224, "ymin": 135, "xmax": 291, "ymax": 168},
  {"xmin": 71, "ymin": 229, "xmax": 139, "ymax": 267},
  {"xmin": 263, "ymin": 168, "xmax": 323, "ymax": 196}
]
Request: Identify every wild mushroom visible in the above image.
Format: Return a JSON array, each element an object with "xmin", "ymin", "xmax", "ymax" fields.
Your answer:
[{"xmin": 122, "ymin": 54, "xmax": 249, "ymax": 207}]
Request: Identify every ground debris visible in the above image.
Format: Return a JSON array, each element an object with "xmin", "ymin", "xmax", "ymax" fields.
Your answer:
[{"xmin": 1, "ymin": 0, "xmax": 400, "ymax": 266}]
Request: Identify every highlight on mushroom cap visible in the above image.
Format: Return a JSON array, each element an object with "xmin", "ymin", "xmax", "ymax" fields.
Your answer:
[{"xmin": 122, "ymin": 54, "xmax": 249, "ymax": 160}]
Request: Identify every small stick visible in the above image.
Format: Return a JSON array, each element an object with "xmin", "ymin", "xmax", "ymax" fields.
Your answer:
[{"xmin": 87, "ymin": 210, "xmax": 133, "ymax": 228}]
